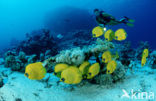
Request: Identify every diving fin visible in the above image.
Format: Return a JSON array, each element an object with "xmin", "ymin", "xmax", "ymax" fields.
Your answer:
[
  {"xmin": 126, "ymin": 23, "xmax": 134, "ymax": 27},
  {"xmin": 128, "ymin": 19, "xmax": 135, "ymax": 23},
  {"xmin": 123, "ymin": 16, "xmax": 135, "ymax": 23}
]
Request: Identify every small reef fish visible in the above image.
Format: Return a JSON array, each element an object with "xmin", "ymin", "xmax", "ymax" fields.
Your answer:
[
  {"xmin": 87, "ymin": 63, "xmax": 100, "ymax": 79},
  {"xmin": 60, "ymin": 66, "xmax": 82, "ymax": 84},
  {"xmin": 54, "ymin": 64, "xmax": 69, "ymax": 78},
  {"xmin": 92, "ymin": 26, "xmax": 104, "ymax": 37},
  {"xmin": 106, "ymin": 60, "xmax": 117, "ymax": 74},
  {"xmin": 79, "ymin": 61, "xmax": 90, "ymax": 77},
  {"xmin": 25, "ymin": 62, "xmax": 47, "ymax": 80},
  {"xmin": 102, "ymin": 51, "xmax": 112, "ymax": 63},
  {"xmin": 141, "ymin": 56, "xmax": 147, "ymax": 67},
  {"xmin": 114, "ymin": 28, "xmax": 127, "ymax": 41},
  {"xmin": 141, "ymin": 49, "xmax": 149, "ymax": 67},
  {"xmin": 142, "ymin": 49, "xmax": 149, "ymax": 58},
  {"xmin": 104, "ymin": 29, "xmax": 115, "ymax": 41}
]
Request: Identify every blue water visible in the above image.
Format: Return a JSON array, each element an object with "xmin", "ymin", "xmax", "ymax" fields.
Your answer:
[{"xmin": 0, "ymin": 0, "xmax": 156, "ymax": 50}]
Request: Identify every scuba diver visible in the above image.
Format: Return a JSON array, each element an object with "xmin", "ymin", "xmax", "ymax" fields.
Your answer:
[{"xmin": 94, "ymin": 9, "xmax": 134, "ymax": 28}]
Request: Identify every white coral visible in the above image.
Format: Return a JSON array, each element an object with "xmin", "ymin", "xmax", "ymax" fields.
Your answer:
[
  {"xmin": 56, "ymin": 48, "xmax": 85, "ymax": 66},
  {"xmin": 45, "ymin": 39, "xmax": 114, "ymax": 67}
]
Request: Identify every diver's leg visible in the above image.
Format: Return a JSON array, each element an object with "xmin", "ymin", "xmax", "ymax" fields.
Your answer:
[
  {"xmin": 119, "ymin": 17, "xmax": 134, "ymax": 27},
  {"xmin": 107, "ymin": 20, "xmax": 121, "ymax": 25},
  {"xmin": 99, "ymin": 23, "xmax": 105, "ymax": 28}
]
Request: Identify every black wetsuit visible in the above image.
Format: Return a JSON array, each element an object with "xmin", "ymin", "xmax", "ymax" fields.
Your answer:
[{"xmin": 96, "ymin": 11, "xmax": 113, "ymax": 26}]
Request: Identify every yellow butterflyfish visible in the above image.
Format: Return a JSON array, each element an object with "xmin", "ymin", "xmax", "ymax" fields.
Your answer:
[
  {"xmin": 102, "ymin": 51, "xmax": 112, "ymax": 63},
  {"xmin": 114, "ymin": 28, "xmax": 127, "ymax": 41},
  {"xmin": 25, "ymin": 62, "xmax": 46, "ymax": 80},
  {"xmin": 104, "ymin": 29, "xmax": 115, "ymax": 41},
  {"xmin": 106, "ymin": 60, "xmax": 117, "ymax": 74},
  {"xmin": 92, "ymin": 26, "xmax": 104, "ymax": 38},
  {"xmin": 60, "ymin": 66, "xmax": 82, "ymax": 84},
  {"xmin": 87, "ymin": 63, "xmax": 100, "ymax": 79}
]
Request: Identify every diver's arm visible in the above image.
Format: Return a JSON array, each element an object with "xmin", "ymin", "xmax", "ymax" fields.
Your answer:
[
  {"xmin": 95, "ymin": 20, "xmax": 104, "ymax": 27},
  {"xmin": 95, "ymin": 20, "xmax": 105, "ymax": 27}
]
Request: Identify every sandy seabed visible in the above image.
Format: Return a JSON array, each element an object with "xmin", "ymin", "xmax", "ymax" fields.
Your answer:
[{"xmin": 0, "ymin": 64, "xmax": 156, "ymax": 101}]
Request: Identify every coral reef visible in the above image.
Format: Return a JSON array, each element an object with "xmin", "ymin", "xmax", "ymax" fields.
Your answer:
[
  {"xmin": 3, "ymin": 38, "xmax": 109, "ymax": 72},
  {"xmin": 149, "ymin": 51, "xmax": 156, "ymax": 69},
  {"xmin": 0, "ymin": 58, "xmax": 4, "ymax": 65},
  {"xmin": 135, "ymin": 41, "xmax": 150, "ymax": 59},
  {"xmin": 116, "ymin": 42, "xmax": 135, "ymax": 66},
  {"xmin": 111, "ymin": 61, "xmax": 127, "ymax": 82},
  {"xmin": 17, "ymin": 29, "xmax": 58, "ymax": 57},
  {"xmin": 4, "ymin": 51, "xmax": 17, "ymax": 68},
  {"xmin": 56, "ymin": 30, "xmax": 95, "ymax": 50},
  {"xmin": 44, "ymin": 38, "xmax": 114, "ymax": 69},
  {"xmin": 91, "ymin": 61, "xmax": 127, "ymax": 86},
  {"xmin": 0, "ymin": 77, "xmax": 4, "ymax": 88},
  {"xmin": 56, "ymin": 47, "xmax": 85, "ymax": 66},
  {"xmin": 2, "ymin": 29, "xmax": 94, "ymax": 61},
  {"xmin": 3, "ymin": 29, "xmax": 154, "ymax": 87},
  {"xmin": 4, "ymin": 51, "xmax": 39, "ymax": 72},
  {"xmin": 0, "ymin": 29, "xmax": 59, "ymax": 61},
  {"xmin": 42, "ymin": 38, "xmax": 129, "ymax": 85}
]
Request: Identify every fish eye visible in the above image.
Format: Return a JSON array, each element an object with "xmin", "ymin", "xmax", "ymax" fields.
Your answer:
[
  {"xmin": 88, "ymin": 73, "xmax": 92, "ymax": 75},
  {"xmin": 25, "ymin": 73, "xmax": 29, "ymax": 77},
  {"xmin": 93, "ymin": 34, "xmax": 96, "ymax": 37},
  {"xmin": 103, "ymin": 58, "xmax": 105, "ymax": 62},
  {"xmin": 106, "ymin": 38, "xmax": 108, "ymax": 41},
  {"xmin": 61, "ymin": 78, "xmax": 65, "ymax": 82}
]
